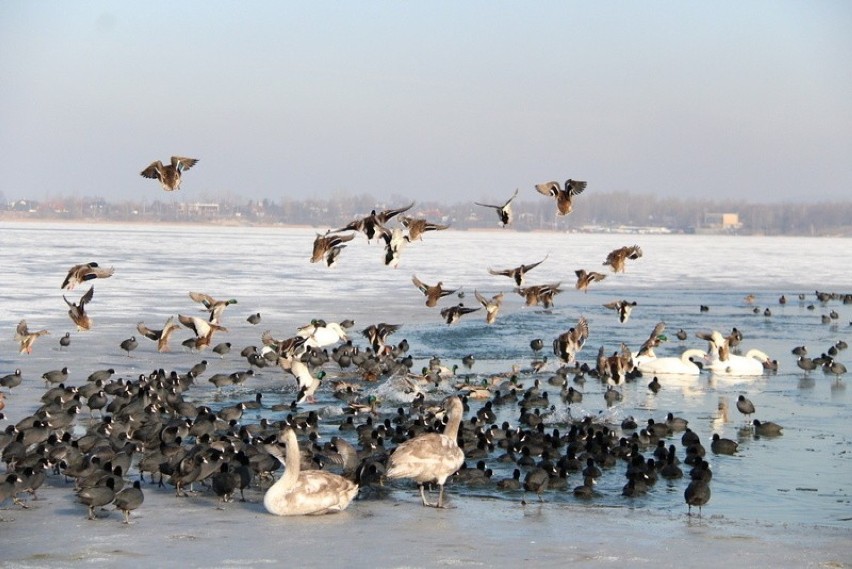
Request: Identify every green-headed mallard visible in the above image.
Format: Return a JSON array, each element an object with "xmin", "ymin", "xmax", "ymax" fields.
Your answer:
[{"xmin": 188, "ymin": 291, "xmax": 238, "ymax": 324}]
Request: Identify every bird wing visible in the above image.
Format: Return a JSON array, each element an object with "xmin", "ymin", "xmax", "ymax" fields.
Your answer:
[
  {"xmin": 78, "ymin": 285, "xmax": 95, "ymax": 307},
  {"xmin": 488, "ymin": 267, "xmax": 512, "ymax": 278},
  {"xmin": 88, "ymin": 265, "xmax": 114, "ymax": 281},
  {"xmin": 411, "ymin": 275, "xmax": 428, "ymax": 294},
  {"xmin": 521, "ymin": 254, "xmax": 549, "ymax": 272},
  {"xmin": 189, "ymin": 291, "xmax": 216, "ymax": 308},
  {"xmin": 140, "ymin": 161, "xmax": 164, "ymax": 180},
  {"xmin": 171, "ymin": 156, "xmax": 199, "ymax": 171},
  {"xmin": 474, "ymin": 201, "xmax": 499, "ymax": 210},
  {"xmin": 474, "ymin": 290, "xmax": 489, "ymax": 308},
  {"xmin": 179, "ymin": 314, "xmax": 211, "ymax": 336},
  {"xmin": 502, "ymin": 188, "xmax": 519, "ymax": 207},
  {"xmin": 136, "ymin": 322, "xmax": 161, "ymax": 340},
  {"xmin": 535, "ymin": 182, "xmax": 560, "ymax": 197},
  {"xmin": 376, "ymin": 202, "xmax": 415, "ymax": 223},
  {"xmin": 328, "ymin": 232, "xmax": 356, "ymax": 247},
  {"xmin": 566, "ymin": 179, "xmax": 587, "ymax": 196}
]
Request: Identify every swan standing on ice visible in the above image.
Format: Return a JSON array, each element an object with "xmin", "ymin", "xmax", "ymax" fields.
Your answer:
[
  {"xmin": 263, "ymin": 427, "xmax": 358, "ymax": 516},
  {"xmin": 386, "ymin": 396, "xmax": 465, "ymax": 508}
]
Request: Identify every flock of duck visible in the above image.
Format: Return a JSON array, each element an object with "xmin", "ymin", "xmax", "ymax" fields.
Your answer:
[{"xmin": 1, "ymin": 171, "xmax": 850, "ymax": 527}]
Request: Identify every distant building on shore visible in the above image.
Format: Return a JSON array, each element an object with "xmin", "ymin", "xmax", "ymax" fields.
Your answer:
[{"xmin": 691, "ymin": 212, "xmax": 741, "ymax": 234}]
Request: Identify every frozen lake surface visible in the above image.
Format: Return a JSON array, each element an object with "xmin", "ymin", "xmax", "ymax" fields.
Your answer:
[{"xmin": 0, "ymin": 221, "xmax": 850, "ymax": 568}]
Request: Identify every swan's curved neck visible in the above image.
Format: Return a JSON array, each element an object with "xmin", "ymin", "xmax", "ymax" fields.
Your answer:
[
  {"xmin": 280, "ymin": 428, "xmax": 300, "ymax": 487},
  {"xmin": 442, "ymin": 398, "xmax": 463, "ymax": 441},
  {"xmin": 681, "ymin": 348, "xmax": 707, "ymax": 362}
]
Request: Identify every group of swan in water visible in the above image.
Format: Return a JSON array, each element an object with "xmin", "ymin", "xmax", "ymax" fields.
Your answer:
[
  {"xmin": 635, "ymin": 347, "xmax": 772, "ymax": 376},
  {"xmin": 634, "ymin": 327, "xmax": 774, "ymax": 377}
]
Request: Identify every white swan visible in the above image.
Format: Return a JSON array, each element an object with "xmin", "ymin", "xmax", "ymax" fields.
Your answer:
[
  {"xmin": 706, "ymin": 349, "xmax": 770, "ymax": 376},
  {"xmin": 634, "ymin": 348, "xmax": 706, "ymax": 376},
  {"xmin": 386, "ymin": 395, "xmax": 465, "ymax": 508},
  {"xmin": 263, "ymin": 427, "xmax": 358, "ymax": 516},
  {"xmin": 298, "ymin": 321, "xmax": 349, "ymax": 348}
]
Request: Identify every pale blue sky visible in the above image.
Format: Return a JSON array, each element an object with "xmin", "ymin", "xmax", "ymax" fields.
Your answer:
[{"xmin": 1, "ymin": 1, "xmax": 850, "ymax": 204}]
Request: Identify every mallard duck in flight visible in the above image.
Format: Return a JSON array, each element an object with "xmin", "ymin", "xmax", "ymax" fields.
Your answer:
[
  {"xmin": 64, "ymin": 285, "xmax": 95, "ymax": 331},
  {"xmin": 189, "ymin": 291, "xmax": 238, "ymax": 324},
  {"xmin": 337, "ymin": 203, "xmax": 414, "ymax": 242},
  {"xmin": 412, "ymin": 275, "xmax": 458, "ymax": 307},
  {"xmin": 178, "ymin": 314, "xmax": 228, "ymax": 350},
  {"xmin": 603, "ymin": 299, "xmax": 637, "ymax": 324},
  {"xmin": 475, "ymin": 188, "xmax": 519, "ymax": 227},
  {"xmin": 574, "ymin": 269, "xmax": 606, "ymax": 293},
  {"xmin": 311, "ymin": 231, "xmax": 355, "ymax": 264},
  {"xmin": 137, "ymin": 316, "xmax": 182, "ymax": 352},
  {"xmin": 140, "ymin": 156, "xmax": 199, "ymax": 192},
  {"xmin": 535, "ymin": 179, "xmax": 587, "ymax": 215},
  {"xmin": 399, "ymin": 216, "xmax": 449, "ymax": 241},
  {"xmin": 61, "ymin": 262, "xmax": 114, "ymax": 290},
  {"xmin": 488, "ymin": 254, "xmax": 548, "ymax": 286},
  {"xmin": 474, "ymin": 290, "xmax": 504, "ymax": 324},
  {"xmin": 15, "ymin": 319, "xmax": 49, "ymax": 354},
  {"xmin": 440, "ymin": 303, "xmax": 481, "ymax": 325},
  {"xmin": 603, "ymin": 245, "xmax": 643, "ymax": 273}
]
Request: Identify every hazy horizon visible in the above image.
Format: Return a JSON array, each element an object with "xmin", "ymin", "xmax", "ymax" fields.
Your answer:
[{"xmin": 1, "ymin": 2, "xmax": 850, "ymax": 205}]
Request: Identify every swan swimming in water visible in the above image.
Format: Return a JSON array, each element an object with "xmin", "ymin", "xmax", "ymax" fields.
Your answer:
[
  {"xmin": 634, "ymin": 348, "xmax": 707, "ymax": 376},
  {"xmin": 706, "ymin": 349, "xmax": 771, "ymax": 376},
  {"xmin": 263, "ymin": 427, "xmax": 358, "ymax": 516},
  {"xmin": 696, "ymin": 330, "xmax": 772, "ymax": 377}
]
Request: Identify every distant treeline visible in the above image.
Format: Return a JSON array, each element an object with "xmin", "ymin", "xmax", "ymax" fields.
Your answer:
[{"xmin": 3, "ymin": 191, "xmax": 851, "ymax": 236}]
